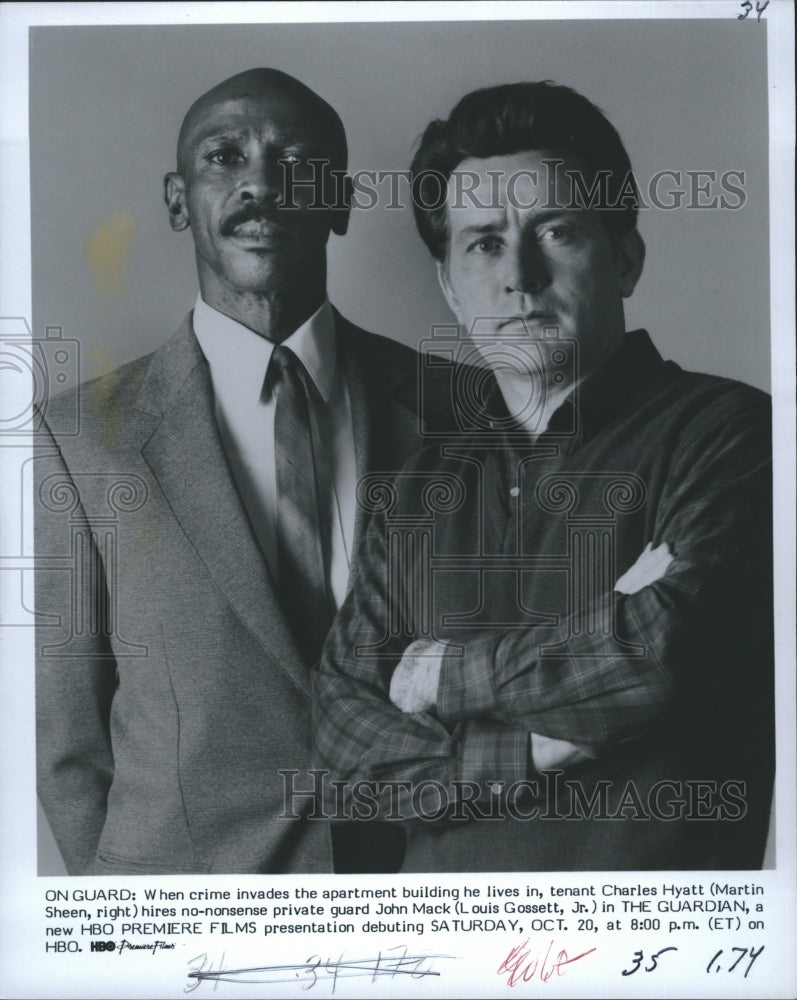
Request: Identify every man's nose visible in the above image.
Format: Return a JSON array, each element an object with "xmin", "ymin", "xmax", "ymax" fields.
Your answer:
[
  {"xmin": 237, "ymin": 154, "xmax": 283, "ymax": 203},
  {"xmin": 503, "ymin": 241, "xmax": 551, "ymax": 295}
]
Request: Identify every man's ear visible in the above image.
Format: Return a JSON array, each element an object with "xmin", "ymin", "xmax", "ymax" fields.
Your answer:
[
  {"xmin": 615, "ymin": 227, "xmax": 646, "ymax": 298},
  {"xmin": 329, "ymin": 173, "xmax": 352, "ymax": 237},
  {"xmin": 164, "ymin": 173, "xmax": 190, "ymax": 232},
  {"xmin": 436, "ymin": 258, "xmax": 463, "ymax": 323}
]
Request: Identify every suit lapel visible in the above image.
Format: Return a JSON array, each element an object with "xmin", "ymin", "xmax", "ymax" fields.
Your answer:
[{"xmin": 135, "ymin": 316, "xmax": 310, "ymax": 697}]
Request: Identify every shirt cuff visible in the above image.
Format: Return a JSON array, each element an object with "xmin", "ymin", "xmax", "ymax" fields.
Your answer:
[
  {"xmin": 530, "ymin": 732, "xmax": 596, "ymax": 772},
  {"xmin": 437, "ymin": 631, "xmax": 505, "ymax": 722}
]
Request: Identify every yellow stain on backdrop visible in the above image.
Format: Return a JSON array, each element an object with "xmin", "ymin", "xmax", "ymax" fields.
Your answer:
[{"xmin": 84, "ymin": 211, "xmax": 138, "ymax": 311}]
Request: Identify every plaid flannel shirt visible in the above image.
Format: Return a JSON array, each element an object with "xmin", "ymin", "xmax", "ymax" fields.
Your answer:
[{"xmin": 313, "ymin": 332, "xmax": 773, "ymax": 821}]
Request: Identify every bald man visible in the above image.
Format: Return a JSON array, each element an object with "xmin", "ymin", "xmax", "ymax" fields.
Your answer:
[{"xmin": 35, "ymin": 69, "xmax": 455, "ymax": 875}]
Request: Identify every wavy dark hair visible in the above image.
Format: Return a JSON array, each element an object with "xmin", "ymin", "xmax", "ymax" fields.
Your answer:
[{"xmin": 410, "ymin": 81, "xmax": 638, "ymax": 260}]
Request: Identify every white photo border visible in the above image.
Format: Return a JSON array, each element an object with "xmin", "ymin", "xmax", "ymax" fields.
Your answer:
[{"xmin": 1, "ymin": 3, "xmax": 794, "ymax": 998}]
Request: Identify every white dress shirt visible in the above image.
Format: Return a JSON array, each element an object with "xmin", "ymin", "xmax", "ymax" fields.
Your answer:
[{"xmin": 193, "ymin": 295, "xmax": 356, "ymax": 609}]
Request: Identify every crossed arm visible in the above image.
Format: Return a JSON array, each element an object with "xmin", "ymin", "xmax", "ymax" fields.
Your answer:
[
  {"xmin": 390, "ymin": 540, "xmax": 673, "ymax": 771},
  {"xmin": 313, "ymin": 530, "xmax": 681, "ymax": 816},
  {"xmin": 313, "ymin": 396, "xmax": 771, "ymax": 817}
]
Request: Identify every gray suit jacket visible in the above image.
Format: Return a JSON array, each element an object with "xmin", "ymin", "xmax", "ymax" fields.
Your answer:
[{"xmin": 35, "ymin": 311, "xmax": 436, "ymax": 874}]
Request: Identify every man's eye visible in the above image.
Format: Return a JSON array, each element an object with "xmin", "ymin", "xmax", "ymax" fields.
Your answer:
[
  {"xmin": 540, "ymin": 225, "xmax": 573, "ymax": 242},
  {"xmin": 207, "ymin": 148, "xmax": 243, "ymax": 166},
  {"xmin": 281, "ymin": 153, "xmax": 303, "ymax": 166},
  {"xmin": 469, "ymin": 236, "xmax": 503, "ymax": 254}
]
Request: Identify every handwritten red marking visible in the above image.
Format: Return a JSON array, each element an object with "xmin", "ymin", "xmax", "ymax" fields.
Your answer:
[{"xmin": 497, "ymin": 939, "xmax": 597, "ymax": 986}]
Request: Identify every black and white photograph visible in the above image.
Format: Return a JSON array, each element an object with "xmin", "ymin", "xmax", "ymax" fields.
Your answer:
[{"xmin": 1, "ymin": 2, "xmax": 794, "ymax": 998}]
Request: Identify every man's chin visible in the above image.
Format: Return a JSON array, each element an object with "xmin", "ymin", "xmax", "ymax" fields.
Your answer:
[{"xmin": 217, "ymin": 256, "xmax": 292, "ymax": 293}]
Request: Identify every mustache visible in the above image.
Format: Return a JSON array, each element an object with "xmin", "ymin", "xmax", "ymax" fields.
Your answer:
[{"xmin": 221, "ymin": 204, "xmax": 292, "ymax": 237}]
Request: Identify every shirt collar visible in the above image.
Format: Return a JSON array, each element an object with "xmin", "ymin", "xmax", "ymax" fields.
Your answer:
[
  {"xmin": 545, "ymin": 330, "xmax": 668, "ymax": 441},
  {"xmin": 280, "ymin": 298, "xmax": 336, "ymax": 402},
  {"xmin": 482, "ymin": 331, "xmax": 665, "ymax": 443},
  {"xmin": 192, "ymin": 295, "xmax": 337, "ymax": 403}
]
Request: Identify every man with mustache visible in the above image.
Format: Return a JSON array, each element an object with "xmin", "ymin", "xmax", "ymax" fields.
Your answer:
[
  {"xmin": 35, "ymin": 68, "xmax": 456, "ymax": 874},
  {"xmin": 314, "ymin": 81, "xmax": 774, "ymax": 871}
]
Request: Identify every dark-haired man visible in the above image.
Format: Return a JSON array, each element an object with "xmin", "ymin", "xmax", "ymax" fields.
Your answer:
[
  {"xmin": 314, "ymin": 82, "xmax": 774, "ymax": 871},
  {"xmin": 35, "ymin": 69, "xmax": 457, "ymax": 875}
]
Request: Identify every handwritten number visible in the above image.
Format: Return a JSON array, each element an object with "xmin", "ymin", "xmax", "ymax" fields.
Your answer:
[
  {"xmin": 621, "ymin": 950, "xmax": 644, "ymax": 976},
  {"xmin": 707, "ymin": 946, "xmax": 764, "ymax": 978},
  {"xmin": 728, "ymin": 947, "xmax": 748, "ymax": 973},
  {"xmin": 324, "ymin": 952, "xmax": 347, "ymax": 994},
  {"xmin": 183, "ymin": 951, "xmax": 449, "ymax": 991},
  {"xmin": 746, "ymin": 945, "xmax": 765, "ymax": 978},
  {"xmin": 185, "ymin": 953, "xmax": 207, "ymax": 993},
  {"xmin": 623, "ymin": 946, "xmax": 677, "ymax": 976},
  {"xmin": 739, "ymin": 0, "xmax": 769, "ymax": 19},
  {"xmin": 301, "ymin": 955, "xmax": 320, "ymax": 992},
  {"xmin": 185, "ymin": 951, "xmax": 225, "ymax": 993},
  {"xmin": 646, "ymin": 946, "xmax": 678, "ymax": 972}
]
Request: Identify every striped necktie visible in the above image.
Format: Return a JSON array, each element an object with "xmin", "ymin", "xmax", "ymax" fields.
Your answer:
[{"xmin": 270, "ymin": 344, "xmax": 333, "ymax": 664}]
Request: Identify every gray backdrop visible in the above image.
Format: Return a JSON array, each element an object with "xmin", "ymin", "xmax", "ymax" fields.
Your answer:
[
  {"xmin": 31, "ymin": 20, "xmax": 769, "ymax": 388},
  {"xmin": 31, "ymin": 19, "xmax": 771, "ymax": 873}
]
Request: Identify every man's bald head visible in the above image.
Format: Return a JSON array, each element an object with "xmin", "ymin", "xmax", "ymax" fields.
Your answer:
[
  {"xmin": 176, "ymin": 68, "xmax": 348, "ymax": 175},
  {"xmin": 165, "ymin": 68, "xmax": 350, "ymax": 339}
]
